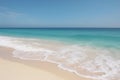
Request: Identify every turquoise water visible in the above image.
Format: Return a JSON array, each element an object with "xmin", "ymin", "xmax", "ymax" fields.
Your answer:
[
  {"xmin": 0, "ymin": 28, "xmax": 120, "ymax": 80},
  {"xmin": 0, "ymin": 28, "xmax": 120, "ymax": 48}
]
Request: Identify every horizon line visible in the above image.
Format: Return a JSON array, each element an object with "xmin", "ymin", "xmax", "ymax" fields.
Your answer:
[{"xmin": 0, "ymin": 27, "xmax": 120, "ymax": 29}]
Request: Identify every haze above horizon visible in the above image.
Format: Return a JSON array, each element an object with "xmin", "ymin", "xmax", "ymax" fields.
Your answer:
[{"xmin": 0, "ymin": 0, "xmax": 120, "ymax": 28}]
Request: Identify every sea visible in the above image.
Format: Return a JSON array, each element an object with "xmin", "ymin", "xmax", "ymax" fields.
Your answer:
[{"xmin": 0, "ymin": 28, "xmax": 120, "ymax": 80}]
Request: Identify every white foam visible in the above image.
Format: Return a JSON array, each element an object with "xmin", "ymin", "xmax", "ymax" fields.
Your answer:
[
  {"xmin": 0, "ymin": 36, "xmax": 120, "ymax": 80},
  {"xmin": 82, "ymin": 54, "xmax": 120, "ymax": 80}
]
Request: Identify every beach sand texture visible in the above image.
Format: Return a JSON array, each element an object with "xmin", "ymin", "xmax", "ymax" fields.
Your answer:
[{"xmin": 0, "ymin": 46, "xmax": 91, "ymax": 80}]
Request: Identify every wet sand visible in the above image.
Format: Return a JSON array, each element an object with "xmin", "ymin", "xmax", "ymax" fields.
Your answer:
[{"xmin": 0, "ymin": 46, "xmax": 93, "ymax": 80}]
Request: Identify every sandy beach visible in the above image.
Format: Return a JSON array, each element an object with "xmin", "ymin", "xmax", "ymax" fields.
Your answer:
[{"xmin": 0, "ymin": 46, "xmax": 92, "ymax": 80}]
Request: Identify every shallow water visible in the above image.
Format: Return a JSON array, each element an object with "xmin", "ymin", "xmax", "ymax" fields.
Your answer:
[{"xmin": 0, "ymin": 28, "xmax": 120, "ymax": 80}]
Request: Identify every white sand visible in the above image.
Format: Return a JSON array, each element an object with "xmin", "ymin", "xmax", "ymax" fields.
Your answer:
[
  {"xmin": 0, "ymin": 58, "xmax": 67, "ymax": 80},
  {"xmin": 0, "ymin": 46, "xmax": 92, "ymax": 80}
]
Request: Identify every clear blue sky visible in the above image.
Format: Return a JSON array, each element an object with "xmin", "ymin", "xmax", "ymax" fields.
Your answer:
[{"xmin": 0, "ymin": 0, "xmax": 120, "ymax": 27}]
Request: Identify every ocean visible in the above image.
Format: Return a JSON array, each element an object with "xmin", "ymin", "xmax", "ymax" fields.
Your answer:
[{"xmin": 0, "ymin": 28, "xmax": 120, "ymax": 80}]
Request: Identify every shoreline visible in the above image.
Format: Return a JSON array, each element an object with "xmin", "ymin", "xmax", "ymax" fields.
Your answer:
[{"xmin": 0, "ymin": 46, "xmax": 92, "ymax": 80}]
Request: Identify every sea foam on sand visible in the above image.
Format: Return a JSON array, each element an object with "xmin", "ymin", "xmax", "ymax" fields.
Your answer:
[{"xmin": 0, "ymin": 36, "xmax": 120, "ymax": 80}]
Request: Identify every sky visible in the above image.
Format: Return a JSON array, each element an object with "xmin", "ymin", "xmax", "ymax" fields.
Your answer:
[{"xmin": 0, "ymin": 0, "xmax": 120, "ymax": 28}]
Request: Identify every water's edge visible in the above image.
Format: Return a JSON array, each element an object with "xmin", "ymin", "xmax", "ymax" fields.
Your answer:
[{"xmin": 0, "ymin": 36, "xmax": 120, "ymax": 80}]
